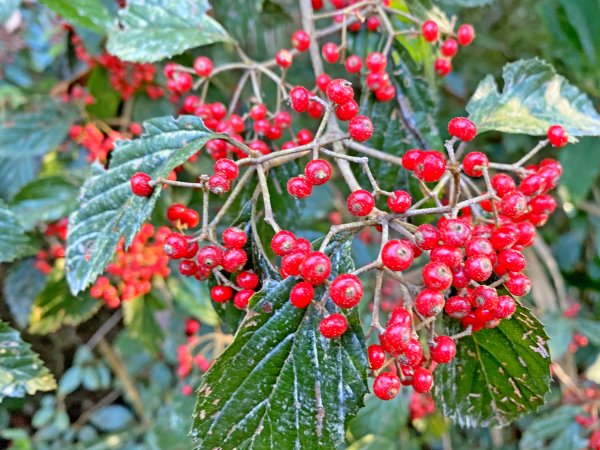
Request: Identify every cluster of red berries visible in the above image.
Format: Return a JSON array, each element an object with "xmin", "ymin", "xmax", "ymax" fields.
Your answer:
[
  {"xmin": 34, "ymin": 219, "xmax": 68, "ymax": 275},
  {"xmin": 421, "ymin": 20, "xmax": 475, "ymax": 76},
  {"xmin": 409, "ymin": 392, "xmax": 436, "ymax": 421},
  {"xmin": 287, "ymin": 158, "xmax": 333, "ymax": 199},
  {"xmin": 177, "ymin": 318, "xmax": 211, "ymax": 396},
  {"xmin": 313, "ymin": 0, "xmax": 389, "ymax": 33},
  {"xmin": 96, "ymin": 53, "xmax": 161, "ymax": 100},
  {"xmin": 89, "ymin": 224, "xmax": 171, "ymax": 308}
]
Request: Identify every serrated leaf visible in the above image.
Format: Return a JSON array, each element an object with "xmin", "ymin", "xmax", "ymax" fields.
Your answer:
[
  {"xmin": 434, "ymin": 304, "xmax": 551, "ymax": 427},
  {"xmin": 28, "ymin": 268, "xmax": 101, "ymax": 334},
  {"xmin": 191, "ymin": 237, "xmax": 368, "ymax": 449},
  {"xmin": 467, "ymin": 58, "xmax": 600, "ymax": 137},
  {"xmin": 40, "ymin": 0, "xmax": 114, "ymax": 34},
  {"xmin": 0, "ymin": 321, "xmax": 56, "ymax": 401},
  {"xmin": 0, "ymin": 99, "xmax": 78, "ymax": 159},
  {"xmin": 0, "ymin": 200, "xmax": 34, "ymax": 263},
  {"xmin": 122, "ymin": 295, "xmax": 164, "ymax": 354},
  {"xmin": 66, "ymin": 115, "xmax": 218, "ymax": 294},
  {"xmin": 11, "ymin": 175, "xmax": 79, "ymax": 230},
  {"xmin": 3, "ymin": 258, "xmax": 47, "ymax": 329},
  {"xmin": 106, "ymin": 0, "xmax": 231, "ymax": 63}
]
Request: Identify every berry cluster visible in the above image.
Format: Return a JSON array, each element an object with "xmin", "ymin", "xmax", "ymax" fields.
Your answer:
[
  {"xmin": 34, "ymin": 219, "xmax": 68, "ymax": 274},
  {"xmin": 69, "ymin": 123, "xmax": 123, "ymax": 163},
  {"xmin": 421, "ymin": 20, "xmax": 475, "ymax": 77}
]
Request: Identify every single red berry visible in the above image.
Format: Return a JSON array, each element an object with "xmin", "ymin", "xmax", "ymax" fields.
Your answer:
[
  {"xmin": 307, "ymin": 99, "xmax": 324, "ymax": 119},
  {"xmin": 193, "ymin": 56, "xmax": 213, "ymax": 77},
  {"xmin": 271, "ymin": 230, "xmax": 297, "ymax": 256},
  {"xmin": 173, "ymin": 72, "xmax": 193, "ymax": 92},
  {"xmin": 214, "ymin": 158, "xmax": 239, "ymax": 180},
  {"xmin": 347, "ymin": 189, "xmax": 375, "ymax": 216},
  {"xmin": 326, "ymin": 79, "xmax": 354, "ymax": 105},
  {"xmin": 208, "ymin": 173, "xmax": 231, "ymax": 194},
  {"xmin": 330, "ymin": 274, "xmax": 363, "ymax": 308},
  {"xmin": 281, "ymin": 251, "xmax": 308, "ymax": 277},
  {"xmin": 516, "ymin": 221, "xmax": 537, "ymax": 247},
  {"xmin": 305, "ymin": 159, "xmax": 332, "ymax": 185},
  {"xmin": 366, "ymin": 16, "xmax": 380, "ymax": 31},
  {"xmin": 547, "ymin": 125, "xmax": 568, "ymax": 147},
  {"xmin": 164, "ymin": 233, "xmax": 188, "ymax": 259},
  {"xmin": 287, "ymin": 176, "xmax": 313, "ymax": 198},
  {"xmin": 167, "ymin": 203, "xmax": 186, "ymax": 221},
  {"xmin": 440, "ymin": 218, "xmax": 472, "ymax": 247},
  {"xmin": 421, "ymin": 20, "xmax": 439, "ymax": 42},
  {"xmin": 164, "ymin": 63, "xmax": 177, "ymax": 79},
  {"xmin": 229, "ymin": 114, "xmax": 245, "ymax": 133},
  {"xmin": 275, "ymin": 49, "xmax": 293, "ymax": 69},
  {"xmin": 211, "ymin": 285, "xmax": 233, "ymax": 303},
  {"xmin": 491, "ymin": 173, "xmax": 516, "ymax": 197},
  {"xmin": 451, "ymin": 265, "xmax": 470, "ymax": 289},
  {"xmin": 321, "ymin": 42, "xmax": 340, "ymax": 63},
  {"xmin": 430, "ymin": 245, "xmax": 462, "ymax": 269},
  {"xmin": 380, "ymin": 323, "xmax": 411, "ymax": 355},
  {"xmin": 490, "ymin": 224, "xmax": 519, "ymax": 250},
  {"xmin": 388, "ymin": 306, "xmax": 412, "ymax": 328},
  {"xmin": 197, "ymin": 245, "xmax": 224, "ymax": 269},
  {"xmin": 402, "ymin": 149, "xmax": 423, "ymax": 171},
  {"xmin": 500, "ymin": 191, "xmax": 528, "ymax": 219},
  {"xmin": 387, "ymin": 190, "xmax": 412, "ymax": 213},
  {"xmin": 234, "ymin": 289, "xmax": 254, "ymax": 309},
  {"xmin": 415, "ymin": 288, "xmax": 445, "ymax": 317},
  {"xmin": 129, "ymin": 122, "xmax": 142, "ymax": 136},
  {"xmin": 130, "ymin": 172, "xmax": 153, "ymax": 196},
  {"xmin": 374, "ymin": 84, "xmax": 396, "ymax": 102},
  {"xmin": 296, "ymin": 128, "xmax": 314, "ymax": 145},
  {"xmin": 365, "ymin": 51, "xmax": 387, "ymax": 72},
  {"xmin": 319, "ymin": 313, "xmax": 347, "ymax": 338},
  {"xmin": 464, "ymin": 256, "xmax": 493, "ymax": 282},
  {"xmin": 448, "ymin": 117, "xmax": 477, "ymax": 142},
  {"xmin": 182, "ymin": 209, "xmax": 200, "ymax": 228},
  {"xmin": 185, "ymin": 237, "xmax": 199, "ymax": 259},
  {"xmin": 236, "ymin": 271, "xmax": 260, "ymax": 290},
  {"xmin": 335, "ymin": 99, "xmax": 359, "ymax": 121},
  {"xmin": 345, "ymin": 55, "xmax": 363, "ymax": 73},
  {"xmin": 434, "ymin": 58, "xmax": 452, "ymax": 76},
  {"xmin": 493, "ymin": 295, "xmax": 517, "ymax": 319},
  {"xmin": 301, "ymin": 251, "xmax": 332, "ymax": 285},
  {"xmin": 414, "ymin": 224, "xmax": 441, "ymax": 250},
  {"xmin": 291, "ymin": 30, "xmax": 310, "ymax": 51},
  {"xmin": 221, "ymin": 248, "xmax": 248, "ymax": 273},
  {"xmin": 179, "ymin": 260, "xmax": 198, "ymax": 277},
  {"xmin": 469, "ymin": 285, "xmax": 499, "ymax": 310},
  {"xmin": 316, "ymin": 73, "xmax": 332, "ymax": 92},
  {"xmin": 373, "ymin": 372, "xmax": 401, "ymax": 400},
  {"xmin": 274, "ymin": 111, "xmax": 292, "ymax": 129},
  {"xmin": 366, "ymin": 71, "xmax": 390, "ymax": 91},
  {"xmin": 444, "ymin": 295, "xmax": 471, "ymax": 319},
  {"xmin": 441, "ymin": 38, "xmax": 458, "ymax": 57},
  {"xmin": 463, "ymin": 151, "xmax": 488, "ymax": 177},
  {"xmin": 289, "ymin": 86, "xmax": 310, "ymax": 112},
  {"xmin": 505, "ymin": 272, "xmax": 531, "ymax": 296},
  {"xmin": 295, "ymin": 238, "xmax": 312, "ymax": 254},
  {"xmin": 518, "ymin": 174, "xmax": 545, "ymax": 196},
  {"xmin": 290, "ymin": 281, "xmax": 314, "ymax": 308},
  {"xmin": 348, "ymin": 116, "xmax": 374, "ymax": 142},
  {"xmin": 222, "ymin": 227, "xmax": 247, "ymax": 249},
  {"xmin": 399, "ymin": 338, "xmax": 423, "ymax": 367},
  {"xmin": 414, "ymin": 151, "xmax": 446, "ymax": 182},
  {"xmin": 250, "ymin": 103, "xmax": 267, "ymax": 120},
  {"xmin": 498, "ymin": 249, "xmax": 526, "ymax": 272},
  {"xmin": 465, "ymin": 237, "xmax": 494, "ymax": 258},
  {"xmin": 412, "ymin": 367, "xmax": 433, "ymax": 393},
  {"xmin": 430, "ymin": 336, "xmax": 456, "ymax": 363},
  {"xmin": 422, "ymin": 261, "xmax": 453, "ymax": 290},
  {"xmin": 368, "ymin": 344, "xmax": 386, "ymax": 370},
  {"xmin": 185, "ymin": 318, "xmax": 200, "ymax": 335},
  {"xmin": 457, "ymin": 24, "xmax": 475, "ymax": 46}
]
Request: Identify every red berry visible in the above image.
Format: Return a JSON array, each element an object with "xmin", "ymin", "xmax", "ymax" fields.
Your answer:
[
  {"xmin": 368, "ymin": 344, "xmax": 386, "ymax": 370},
  {"xmin": 464, "ymin": 256, "xmax": 493, "ymax": 282},
  {"xmin": 491, "ymin": 173, "xmax": 516, "ymax": 197},
  {"xmin": 193, "ymin": 56, "xmax": 213, "ymax": 77},
  {"xmin": 366, "ymin": 71, "xmax": 390, "ymax": 91},
  {"xmin": 457, "ymin": 24, "xmax": 475, "ymax": 46},
  {"xmin": 380, "ymin": 323, "xmax": 411, "ymax": 356},
  {"xmin": 221, "ymin": 248, "xmax": 248, "ymax": 273},
  {"xmin": 234, "ymin": 289, "xmax": 254, "ymax": 309},
  {"xmin": 412, "ymin": 367, "xmax": 433, "ymax": 393},
  {"xmin": 465, "ymin": 237, "xmax": 494, "ymax": 258},
  {"xmin": 347, "ymin": 189, "xmax": 375, "ymax": 216},
  {"xmin": 307, "ymin": 99, "xmax": 324, "ymax": 119},
  {"xmin": 208, "ymin": 173, "xmax": 231, "ymax": 194},
  {"xmin": 289, "ymin": 86, "xmax": 310, "ymax": 112},
  {"xmin": 388, "ymin": 306, "xmax": 412, "ymax": 328},
  {"xmin": 222, "ymin": 227, "xmax": 247, "ymax": 249},
  {"xmin": 415, "ymin": 288, "xmax": 445, "ymax": 317},
  {"xmin": 374, "ymin": 84, "xmax": 396, "ymax": 102},
  {"xmin": 402, "ymin": 149, "xmax": 423, "ymax": 170},
  {"xmin": 441, "ymin": 38, "xmax": 458, "ymax": 57},
  {"xmin": 275, "ymin": 49, "xmax": 293, "ymax": 69},
  {"xmin": 421, "ymin": 20, "xmax": 439, "ymax": 42},
  {"xmin": 365, "ymin": 51, "xmax": 387, "ymax": 72},
  {"xmin": 414, "ymin": 224, "xmax": 442, "ymax": 250},
  {"xmin": 345, "ymin": 55, "xmax": 362, "ymax": 73},
  {"xmin": 319, "ymin": 313, "xmax": 347, "ymax": 338},
  {"xmin": 498, "ymin": 249, "xmax": 526, "ymax": 272},
  {"xmin": 387, "ymin": 190, "xmax": 412, "ymax": 213},
  {"xmin": 214, "ymin": 158, "xmax": 239, "ymax": 180},
  {"xmin": 434, "ymin": 58, "xmax": 452, "ymax": 76},
  {"xmin": 547, "ymin": 125, "xmax": 568, "ymax": 147},
  {"xmin": 295, "ymin": 238, "xmax": 312, "ymax": 254},
  {"xmin": 274, "ymin": 111, "xmax": 292, "ymax": 129},
  {"xmin": 440, "ymin": 218, "xmax": 472, "ymax": 247},
  {"xmin": 330, "ymin": 274, "xmax": 363, "ymax": 308},
  {"xmin": 291, "ymin": 30, "xmax": 310, "ymax": 51},
  {"xmin": 430, "ymin": 336, "xmax": 456, "ymax": 363},
  {"xmin": 236, "ymin": 271, "xmax": 260, "ymax": 290},
  {"xmin": 430, "ymin": 245, "xmax": 462, "ymax": 269},
  {"xmin": 490, "ymin": 225, "xmax": 519, "ymax": 250},
  {"xmin": 448, "ymin": 117, "xmax": 477, "ymax": 142},
  {"xmin": 179, "ymin": 260, "xmax": 198, "ymax": 276},
  {"xmin": 499, "ymin": 191, "xmax": 528, "ymax": 219},
  {"xmin": 335, "ymin": 99, "xmax": 359, "ymax": 121},
  {"xmin": 469, "ymin": 285, "xmax": 499, "ymax": 309},
  {"xmin": 173, "ymin": 72, "xmax": 193, "ymax": 92},
  {"xmin": 301, "ymin": 251, "xmax": 331, "ymax": 285},
  {"xmin": 414, "ymin": 151, "xmax": 446, "ymax": 182},
  {"xmin": 197, "ymin": 245, "xmax": 224, "ymax": 269},
  {"xmin": 130, "ymin": 172, "xmax": 153, "ymax": 196},
  {"xmin": 326, "ymin": 79, "xmax": 354, "ymax": 105},
  {"xmin": 305, "ymin": 159, "xmax": 332, "ymax": 185},
  {"xmin": 451, "ymin": 265, "xmax": 470, "ymax": 289},
  {"xmin": 444, "ymin": 295, "xmax": 471, "ymax": 319},
  {"xmin": 164, "ymin": 233, "xmax": 188, "ymax": 259},
  {"xmin": 348, "ymin": 116, "xmax": 374, "ymax": 142},
  {"xmin": 182, "ymin": 209, "xmax": 200, "ymax": 228},
  {"xmin": 505, "ymin": 272, "xmax": 531, "ymax": 296},
  {"xmin": 316, "ymin": 73, "xmax": 331, "ymax": 92},
  {"xmin": 271, "ymin": 230, "xmax": 297, "ymax": 256},
  {"xmin": 493, "ymin": 295, "xmax": 517, "ymax": 319},
  {"xmin": 321, "ymin": 42, "xmax": 340, "ymax": 63},
  {"xmin": 422, "ymin": 261, "xmax": 453, "ymax": 290},
  {"xmin": 516, "ymin": 221, "xmax": 536, "ymax": 247},
  {"xmin": 296, "ymin": 128, "xmax": 314, "ymax": 145},
  {"xmin": 373, "ymin": 372, "xmax": 401, "ymax": 400},
  {"xmin": 366, "ymin": 16, "xmax": 380, "ymax": 31},
  {"xmin": 290, "ymin": 281, "xmax": 314, "ymax": 308},
  {"xmin": 167, "ymin": 203, "xmax": 186, "ymax": 221},
  {"xmin": 287, "ymin": 176, "xmax": 313, "ymax": 198},
  {"xmin": 462, "ymin": 151, "xmax": 488, "ymax": 177},
  {"xmin": 211, "ymin": 285, "xmax": 233, "ymax": 303},
  {"xmin": 281, "ymin": 251, "xmax": 307, "ymax": 277}
]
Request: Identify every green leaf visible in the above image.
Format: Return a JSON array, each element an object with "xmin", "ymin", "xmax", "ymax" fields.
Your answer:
[
  {"xmin": 106, "ymin": 0, "xmax": 231, "ymax": 63},
  {"xmin": 28, "ymin": 268, "xmax": 101, "ymax": 335},
  {"xmin": 348, "ymin": 391, "xmax": 409, "ymax": 442},
  {"xmin": 90, "ymin": 405, "xmax": 134, "ymax": 431},
  {"xmin": 0, "ymin": 99, "xmax": 78, "ymax": 159},
  {"xmin": 57, "ymin": 366, "xmax": 82, "ymax": 395},
  {"xmin": 166, "ymin": 274, "xmax": 219, "ymax": 326},
  {"xmin": 39, "ymin": 0, "xmax": 114, "ymax": 34},
  {"xmin": 520, "ymin": 405, "xmax": 585, "ymax": 450},
  {"xmin": 466, "ymin": 58, "xmax": 600, "ymax": 137},
  {"xmin": 85, "ymin": 68, "xmax": 122, "ymax": 118},
  {"xmin": 0, "ymin": 321, "xmax": 57, "ymax": 401},
  {"xmin": 3, "ymin": 258, "xmax": 47, "ymax": 329},
  {"xmin": 123, "ymin": 295, "xmax": 164, "ymax": 354},
  {"xmin": 558, "ymin": 138, "xmax": 600, "ymax": 204},
  {"xmin": 191, "ymin": 237, "xmax": 368, "ymax": 449},
  {"xmin": 0, "ymin": 200, "xmax": 34, "ymax": 263},
  {"xmin": 11, "ymin": 175, "xmax": 79, "ymax": 230},
  {"xmin": 347, "ymin": 435, "xmax": 397, "ymax": 450},
  {"xmin": 434, "ymin": 304, "xmax": 551, "ymax": 427},
  {"xmin": 66, "ymin": 115, "xmax": 218, "ymax": 294},
  {"xmin": 0, "ymin": 157, "xmax": 39, "ymax": 201}
]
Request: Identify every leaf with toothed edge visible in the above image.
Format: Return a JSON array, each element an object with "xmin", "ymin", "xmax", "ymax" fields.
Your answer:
[
  {"xmin": 434, "ymin": 303, "xmax": 551, "ymax": 427},
  {"xmin": 66, "ymin": 115, "xmax": 220, "ymax": 295},
  {"xmin": 191, "ymin": 235, "xmax": 368, "ymax": 449}
]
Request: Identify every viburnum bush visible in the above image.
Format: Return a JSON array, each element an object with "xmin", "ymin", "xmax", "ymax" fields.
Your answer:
[{"xmin": 2, "ymin": 0, "xmax": 600, "ymax": 449}]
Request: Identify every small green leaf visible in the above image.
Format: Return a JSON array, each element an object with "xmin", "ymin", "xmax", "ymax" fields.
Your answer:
[
  {"xmin": 467, "ymin": 58, "xmax": 600, "ymax": 137},
  {"xmin": 0, "ymin": 157, "xmax": 39, "ymax": 201},
  {"xmin": 349, "ymin": 391, "xmax": 409, "ymax": 442},
  {"xmin": 106, "ymin": 0, "xmax": 231, "ymax": 63},
  {"xmin": 0, "ymin": 200, "xmax": 34, "ymax": 263},
  {"xmin": 123, "ymin": 295, "xmax": 164, "ymax": 354},
  {"xmin": 66, "ymin": 115, "xmax": 218, "ymax": 294},
  {"xmin": 90, "ymin": 405, "xmax": 134, "ymax": 431},
  {"xmin": 3, "ymin": 258, "xmax": 47, "ymax": 329},
  {"xmin": 28, "ymin": 269, "xmax": 101, "ymax": 335},
  {"xmin": 57, "ymin": 366, "xmax": 82, "ymax": 395},
  {"xmin": 191, "ymin": 237, "xmax": 368, "ymax": 449},
  {"xmin": 0, "ymin": 321, "xmax": 57, "ymax": 401},
  {"xmin": 40, "ymin": 0, "xmax": 114, "ymax": 34},
  {"xmin": 434, "ymin": 304, "xmax": 551, "ymax": 427},
  {"xmin": 11, "ymin": 175, "xmax": 79, "ymax": 230},
  {"xmin": 0, "ymin": 99, "xmax": 78, "ymax": 159}
]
